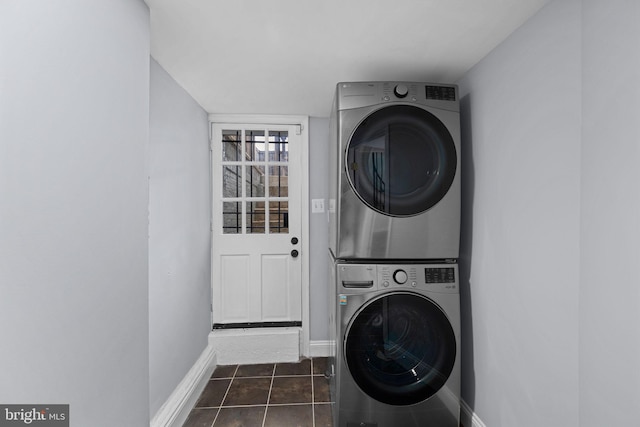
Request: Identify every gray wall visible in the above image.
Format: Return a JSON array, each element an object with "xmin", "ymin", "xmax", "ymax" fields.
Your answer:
[
  {"xmin": 457, "ymin": 1, "xmax": 581, "ymax": 425},
  {"xmin": 580, "ymin": 1, "xmax": 640, "ymax": 426},
  {"xmin": 0, "ymin": 1, "xmax": 151, "ymax": 426},
  {"xmin": 458, "ymin": 0, "xmax": 640, "ymax": 425},
  {"xmin": 308, "ymin": 117, "xmax": 331, "ymax": 342},
  {"xmin": 149, "ymin": 59, "xmax": 212, "ymax": 417}
]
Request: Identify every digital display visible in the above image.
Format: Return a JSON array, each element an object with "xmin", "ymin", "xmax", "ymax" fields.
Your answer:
[
  {"xmin": 425, "ymin": 85, "xmax": 456, "ymax": 101},
  {"xmin": 425, "ymin": 267, "xmax": 456, "ymax": 283}
]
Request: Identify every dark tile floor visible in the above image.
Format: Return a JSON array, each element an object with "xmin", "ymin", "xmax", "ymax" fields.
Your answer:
[{"xmin": 183, "ymin": 357, "xmax": 332, "ymax": 427}]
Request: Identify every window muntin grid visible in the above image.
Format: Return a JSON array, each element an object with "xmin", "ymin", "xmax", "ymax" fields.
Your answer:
[{"xmin": 221, "ymin": 129, "xmax": 289, "ymax": 234}]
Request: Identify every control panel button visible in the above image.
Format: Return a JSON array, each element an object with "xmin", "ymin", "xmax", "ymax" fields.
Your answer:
[
  {"xmin": 393, "ymin": 269, "xmax": 408, "ymax": 284},
  {"xmin": 394, "ymin": 84, "xmax": 409, "ymax": 98}
]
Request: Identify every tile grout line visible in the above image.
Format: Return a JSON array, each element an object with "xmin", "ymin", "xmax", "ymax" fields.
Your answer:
[
  {"xmin": 311, "ymin": 358, "xmax": 316, "ymax": 427},
  {"xmin": 210, "ymin": 364, "xmax": 239, "ymax": 427},
  {"xmin": 217, "ymin": 402, "xmax": 311, "ymax": 409},
  {"xmin": 261, "ymin": 363, "xmax": 277, "ymax": 427}
]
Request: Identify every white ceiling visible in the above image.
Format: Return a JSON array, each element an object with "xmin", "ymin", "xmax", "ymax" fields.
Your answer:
[{"xmin": 146, "ymin": 0, "xmax": 550, "ymax": 117}]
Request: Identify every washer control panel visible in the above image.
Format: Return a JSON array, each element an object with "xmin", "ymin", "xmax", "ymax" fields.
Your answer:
[
  {"xmin": 377, "ymin": 264, "xmax": 458, "ymax": 293},
  {"xmin": 339, "ymin": 263, "xmax": 458, "ymax": 293}
]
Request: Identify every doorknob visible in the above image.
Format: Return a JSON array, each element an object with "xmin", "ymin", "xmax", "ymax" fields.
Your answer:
[
  {"xmin": 291, "ymin": 237, "xmax": 299, "ymax": 245},
  {"xmin": 291, "ymin": 249, "xmax": 299, "ymax": 258}
]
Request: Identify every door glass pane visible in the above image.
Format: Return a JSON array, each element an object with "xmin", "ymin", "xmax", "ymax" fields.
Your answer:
[
  {"xmin": 246, "ymin": 165, "xmax": 265, "ymax": 197},
  {"xmin": 222, "ymin": 202, "xmax": 241, "ymax": 234},
  {"xmin": 268, "ymin": 201, "xmax": 289, "ymax": 234},
  {"xmin": 269, "ymin": 166, "xmax": 288, "ymax": 197},
  {"xmin": 222, "ymin": 130, "xmax": 241, "ymax": 161},
  {"xmin": 268, "ymin": 131, "xmax": 289, "ymax": 162},
  {"xmin": 246, "ymin": 202, "xmax": 265, "ymax": 234},
  {"xmin": 245, "ymin": 130, "xmax": 266, "ymax": 161},
  {"xmin": 223, "ymin": 165, "xmax": 242, "ymax": 198},
  {"xmin": 219, "ymin": 126, "xmax": 294, "ymax": 236}
]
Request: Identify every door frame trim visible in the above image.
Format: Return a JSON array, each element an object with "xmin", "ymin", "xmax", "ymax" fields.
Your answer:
[{"xmin": 208, "ymin": 114, "xmax": 311, "ymax": 357}]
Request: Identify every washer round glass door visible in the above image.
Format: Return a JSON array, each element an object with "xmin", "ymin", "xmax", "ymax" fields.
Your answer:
[
  {"xmin": 344, "ymin": 292, "xmax": 456, "ymax": 406},
  {"xmin": 346, "ymin": 105, "xmax": 457, "ymax": 216}
]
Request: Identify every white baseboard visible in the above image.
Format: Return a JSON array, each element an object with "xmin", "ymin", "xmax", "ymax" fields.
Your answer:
[
  {"xmin": 209, "ymin": 328, "xmax": 300, "ymax": 365},
  {"xmin": 460, "ymin": 399, "xmax": 487, "ymax": 427},
  {"xmin": 150, "ymin": 343, "xmax": 217, "ymax": 427},
  {"xmin": 308, "ymin": 340, "xmax": 334, "ymax": 358}
]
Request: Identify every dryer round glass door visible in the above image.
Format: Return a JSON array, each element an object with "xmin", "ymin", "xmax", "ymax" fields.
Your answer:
[
  {"xmin": 346, "ymin": 105, "xmax": 457, "ymax": 216},
  {"xmin": 344, "ymin": 292, "xmax": 456, "ymax": 406}
]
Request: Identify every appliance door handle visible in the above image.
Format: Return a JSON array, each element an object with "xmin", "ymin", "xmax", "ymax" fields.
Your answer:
[{"xmin": 342, "ymin": 281, "xmax": 374, "ymax": 288}]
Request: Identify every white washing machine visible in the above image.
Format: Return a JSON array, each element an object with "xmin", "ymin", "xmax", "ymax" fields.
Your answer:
[
  {"xmin": 328, "ymin": 261, "xmax": 461, "ymax": 427},
  {"xmin": 329, "ymin": 81, "xmax": 461, "ymax": 260}
]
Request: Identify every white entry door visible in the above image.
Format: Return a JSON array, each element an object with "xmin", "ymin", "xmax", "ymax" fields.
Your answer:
[{"xmin": 211, "ymin": 121, "xmax": 303, "ymax": 327}]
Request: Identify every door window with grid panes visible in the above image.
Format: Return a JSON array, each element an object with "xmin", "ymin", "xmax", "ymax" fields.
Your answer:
[{"xmin": 222, "ymin": 129, "xmax": 290, "ymax": 235}]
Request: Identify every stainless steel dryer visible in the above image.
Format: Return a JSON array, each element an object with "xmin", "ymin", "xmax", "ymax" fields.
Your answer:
[
  {"xmin": 329, "ymin": 82, "xmax": 461, "ymax": 260},
  {"xmin": 328, "ymin": 261, "xmax": 461, "ymax": 427}
]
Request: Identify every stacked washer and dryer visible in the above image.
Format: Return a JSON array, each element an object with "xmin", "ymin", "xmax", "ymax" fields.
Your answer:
[{"xmin": 328, "ymin": 82, "xmax": 462, "ymax": 427}]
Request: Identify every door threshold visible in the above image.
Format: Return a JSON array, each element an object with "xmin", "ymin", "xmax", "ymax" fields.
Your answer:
[
  {"xmin": 212, "ymin": 321, "xmax": 302, "ymax": 330},
  {"xmin": 209, "ymin": 327, "xmax": 301, "ymax": 365}
]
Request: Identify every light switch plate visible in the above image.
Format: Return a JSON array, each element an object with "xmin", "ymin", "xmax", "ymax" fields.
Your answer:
[{"xmin": 311, "ymin": 198, "xmax": 325, "ymax": 213}]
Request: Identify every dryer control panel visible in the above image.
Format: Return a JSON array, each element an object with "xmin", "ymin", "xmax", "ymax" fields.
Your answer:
[{"xmin": 336, "ymin": 81, "xmax": 460, "ymax": 112}]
